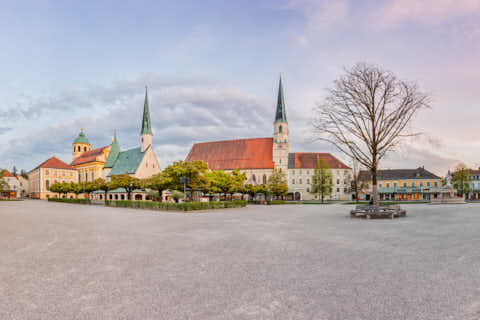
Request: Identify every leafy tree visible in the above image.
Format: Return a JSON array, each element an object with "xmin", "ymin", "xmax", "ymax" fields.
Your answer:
[
  {"xmin": 48, "ymin": 182, "xmax": 71, "ymax": 198},
  {"xmin": 244, "ymin": 184, "xmax": 256, "ymax": 201},
  {"xmin": 230, "ymin": 169, "xmax": 247, "ymax": 195},
  {"xmin": 70, "ymin": 182, "xmax": 85, "ymax": 199},
  {"xmin": 205, "ymin": 170, "xmax": 234, "ymax": 200},
  {"xmin": 147, "ymin": 190, "xmax": 161, "ymax": 201},
  {"xmin": 0, "ymin": 169, "xmax": 8, "ymax": 192},
  {"xmin": 144, "ymin": 172, "xmax": 171, "ymax": 202},
  {"xmin": 255, "ymin": 184, "xmax": 268, "ymax": 197},
  {"xmin": 163, "ymin": 160, "xmax": 209, "ymax": 198},
  {"xmin": 94, "ymin": 179, "xmax": 110, "ymax": 203},
  {"xmin": 267, "ymin": 169, "xmax": 288, "ymax": 199},
  {"xmin": 20, "ymin": 169, "xmax": 28, "ymax": 179},
  {"xmin": 171, "ymin": 190, "xmax": 184, "ymax": 203},
  {"xmin": 452, "ymin": 163, "xmax": 470, "ymax": 197},
  {"xmin": 110, "ymin": 174, "xmax": 141, "ymax": 201},
  {"xmin": 311, "ymin": 158, "xmax": 333, "ymax": 203}
]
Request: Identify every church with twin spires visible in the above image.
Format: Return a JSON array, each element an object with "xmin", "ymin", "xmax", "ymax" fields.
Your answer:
[
  {"xmin": 70, "ymin": 88, "xmax": 161, "ymax": 182},
  {"xmin": 186, "ymin": 77, "xmax": 353, "ymax": 201}
]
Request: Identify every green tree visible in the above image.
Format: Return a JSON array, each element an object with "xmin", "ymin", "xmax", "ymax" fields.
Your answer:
[
  {"xmin": 110, "ymin": 174, "xmax": 141, "ymax": 201},
  {"xmin": 0, "ymin": 170, "xmax": 8, "ymax": 192},
  {"xmin": 95, "ymin": 179, "xmax": 111, "ymax": 203},
  {"xmin": 20, "ymin": 169, "xmax": 28, "ymax": 179},
  {"xmin": 144, "ymin": 172, "xmax": 171, "ymax": 202},
  {"xmin": 163, "ymin": 160, "xmax": 209, "ymax": 199},
  {"xmin": 206, "ymin": 170, "xmax": 234, "ymax": 200},
  {"xmin": 244, "ymin": 184, "xmax": 256, "ymax": 201},
  {"xmin": 452, "ymin": 163, "xmax": 470, "ymax": 197},
  {"xmin": 70, "ymin": 182, "xmax": 84, "ymax": 199},
  {"xmin": 171, "ymin": 190, "xmax": 184, "ymax": 203},
  {"xmin": 311, "ymin": 158, "xmax": 333, "ymax": 203},
  {"xmin": 267, "ymin": 169, "xmax": 288, "ymax": 199},
  {"xmin": 48, "ymin": 182, "xmax": 70, "ymax": 198},
  {"xmin": 230, "ymin": 169, "xmax": 247, "ymax": 196}
]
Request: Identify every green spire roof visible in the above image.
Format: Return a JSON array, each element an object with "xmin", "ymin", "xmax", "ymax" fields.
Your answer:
[
  {"xmin": 141, "ymin": 86, "xmax": 153, "ymax": 135},
  {"xmin": 104, "ymin": 130, "xmax": 120, "ymax": 168},
  {"xmin": 73, "ymin": 129, "xmax": 91, "ymax": 145},
  {"xmin": 274, "ymin": 75, "xmax": 287, "ymax": 123}
]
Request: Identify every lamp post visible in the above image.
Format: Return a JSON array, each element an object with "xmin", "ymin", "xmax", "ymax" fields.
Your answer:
[{"xmin": 180, "ymin": 176, "xmax": 189, "ymax": 201}]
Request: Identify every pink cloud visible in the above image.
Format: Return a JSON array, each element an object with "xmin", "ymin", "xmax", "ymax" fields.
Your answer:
[{"xmin": 379, "ymin": 0, "xmax": 480, "ymax": 25}]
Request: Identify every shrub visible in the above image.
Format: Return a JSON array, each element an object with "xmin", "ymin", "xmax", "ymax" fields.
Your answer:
[
  {"xmin": 48, "ymin": 198, "xmax": 90, "ymax": 205},
  {"xmin": 105, "ymin": 200, "xmax": 247, "ymax": 211},
  {"xmin": 267, "ymin": 200, "xmax": 286, "ymax": 205}
]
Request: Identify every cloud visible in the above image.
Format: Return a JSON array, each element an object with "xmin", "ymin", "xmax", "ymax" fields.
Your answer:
[
  {"xmin": 282, "ymin": 0, "xmax": 349, "ymax": 45},
  {"xmin": 378, "ymin": 0, "xmax": 480, "ymax": 25},
  {"xmin": 0, "ymin": 75, "xmax": 276, "ymax": 171}
]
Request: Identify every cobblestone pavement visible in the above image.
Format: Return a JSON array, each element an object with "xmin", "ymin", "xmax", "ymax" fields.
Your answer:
[{"xmin": 1, "ymin": 200, "xmax": 480, "ymax": 319}]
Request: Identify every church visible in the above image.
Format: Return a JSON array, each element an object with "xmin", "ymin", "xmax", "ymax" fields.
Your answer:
[
  {"xmin": 186, "ymin": 77, "xmax": 353, "ymax": 201},
  {"xmin": 70, "ymin": 87, "xmax": 161, "ymax": 183}
]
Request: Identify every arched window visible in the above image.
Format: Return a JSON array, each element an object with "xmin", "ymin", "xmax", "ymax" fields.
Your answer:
[
  {"xmin": 46, "ymin": 180, "xmax": 50, "ymax": 189},
  {"xmin": 85, "ymin": 172, "xmax": 88, "ymax": 182},
  {"xmin": 115, "ymin": 194, "xmax": 118, "ymax": 200},
  {"xmin": 252, "ymin": 174, "xmax": 256, "ymax": 183},
  {"xmin": 263, "ymin": 174, "xmax": 267, "ymax": 184},
  {"xmin": 279, "ymin": 125, "xmax": 283, "ymax": 133},
  {"xmin": 84, "ymin": 147, "xmax": 87, "ymax": 152},
  {"xmin": 109, "ymin": 194, "xmax": 113, "ymax": 200},
  {"xmin": 121, "ymin": 194, "xmax": 125, "ymax": 200}
]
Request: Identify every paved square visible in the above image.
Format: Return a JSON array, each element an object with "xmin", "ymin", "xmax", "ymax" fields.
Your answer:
[{"xmin": 1, "ymin": 201, "xmax": 480, "ymax": 319}]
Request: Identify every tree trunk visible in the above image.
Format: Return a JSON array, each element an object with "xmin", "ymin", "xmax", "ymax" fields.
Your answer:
[
  {"xmin": 104, "ymin": 190, "xmax": 108, "ymax": 204},
  {"xmin": 371, "ymin": 168, "xmax": 378, "ymax": 208}
]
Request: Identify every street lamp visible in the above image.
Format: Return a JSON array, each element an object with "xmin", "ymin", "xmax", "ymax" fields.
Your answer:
[
  {"xmin": 180, "ymin": 176, "xmax": 189, "ymax": 201},
  {"xmin": 129, "ymin": 182, "xmax": 133, "ymax": 201}
]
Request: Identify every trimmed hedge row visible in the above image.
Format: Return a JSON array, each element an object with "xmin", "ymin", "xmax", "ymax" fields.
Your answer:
[
  {"xmin": 267, "ymin": 200, "xmax": 286, "ymax": 205},
  {"xmin": 48, "ymin": 198, "xmax": 91, "ymax": 204},
  {"xmin": 105, "ymin": 200, "xmax": 247, "ymax": 211}
]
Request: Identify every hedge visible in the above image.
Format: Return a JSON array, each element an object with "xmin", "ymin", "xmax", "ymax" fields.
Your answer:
[
  {"xmin": 267, "ymin": 200, "xmax": 286, "ymax": 205},
  {"xmin": 105, "ymin": 200, "xmax": 247, "ymax": 211},
  {"xmin": 48, "ymin": 198, "xmax": 91, "ymax": 205}
]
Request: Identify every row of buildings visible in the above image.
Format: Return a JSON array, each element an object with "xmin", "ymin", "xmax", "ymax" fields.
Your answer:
[{"xmin": 13, "ymin": 77, "xmax": 463, "ymax": 202}]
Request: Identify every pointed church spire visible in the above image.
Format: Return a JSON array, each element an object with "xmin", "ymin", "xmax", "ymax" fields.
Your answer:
[
  {"xmin": 274, "ymin": 75, "xmax": 287, "ymax": 123},
  {"xmin": 141, "ymin": 86, "xmax": 153, "ymax": 135}
]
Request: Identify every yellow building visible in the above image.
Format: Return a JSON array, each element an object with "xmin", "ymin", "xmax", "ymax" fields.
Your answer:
[
  {"xmin": 28, "ymin": 157, "xmax": 78, "ymax": 199},
  {"xmin": 357, "ymin": 168, "xmax": 443, "ymax": 201},
  {"xmin": 71, "ymin": 129, "xmax": 114, "ymax": 182}
]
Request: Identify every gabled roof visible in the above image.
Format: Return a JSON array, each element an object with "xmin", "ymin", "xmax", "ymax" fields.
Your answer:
[
  {"xmin": 2, "ymin": 171, "xmax": 15, "ymax": 178},
  {"xmin": 186, "ymin": 138, "xmax": 275, "ymax": 170},
  {"xmin": 288, "ymin": 153, "xmax": 350, "ymax": 169},
  {"xmin": 71, "ymin": 146, "xmax": 108, "ymax": 166},
  {"xmin": 358, "ymin": 168, "xmax": 441, "ymax": 181},
  {"xmin": 32, "ymin": 157, "xmax": 75, "ymax": 171},
  {"xmin": 104, "ymin": 135, "xmax": 120, "ymax": 168},
  {"xmin": 107, "ymin": 147, "xmax": 146, "ymax": 177}
]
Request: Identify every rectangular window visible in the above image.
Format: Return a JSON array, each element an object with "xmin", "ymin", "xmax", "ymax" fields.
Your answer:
[
  {"xmin": 292, "ymin": 179, "xmax": 295, "ymax": 184},
  {"xmin": 434, "ymin": 181, "xmax": 438, "ymax": 187},
  {"xmin": 386, "ymin": 183, "xmax": 390, "ymax": 188},
  {"xmin": 411, "ymin": 182, "xmax": 416, "ymax": 187},
  {"xmin": 337, "ymin": 188, "xmax": 340, "ymax": 192},
  {"xmin": 403, "ymin": 182, "xmax": 407, "ymax": 187},
  {"xmin": 420, "ymin": 182, "xmax": 423, "ymax": 187},
  {"xmin": 379, "ymin": 183, "xmax": 382, "ymax": 188},
  {"xmin": 427, "ymin": 181, "xmax": 431, "ymax": 187},
  {"xmin": 307, "ymin": 179, "xmax": 310, "ymax": 184},
  {"xmin": 299, "ymin": 179, "xmax": 302, "ymax": 184},
  {"xmin": 337, "ymin": 179, "xmax": 340, "ymax": 184},
  {"xmin": 394, "ymin": 182, "xmax": 397, "ymax": 188}
]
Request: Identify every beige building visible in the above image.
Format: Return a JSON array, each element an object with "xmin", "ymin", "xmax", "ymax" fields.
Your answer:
[{"xmin": 28, "ymin": 157, "xmax": 78, "ymax": 199}]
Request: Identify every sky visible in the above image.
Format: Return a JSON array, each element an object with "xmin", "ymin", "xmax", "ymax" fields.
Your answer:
[{"xmin": 1, "ymin": 0, "xmax": 480, "ymax": 176}]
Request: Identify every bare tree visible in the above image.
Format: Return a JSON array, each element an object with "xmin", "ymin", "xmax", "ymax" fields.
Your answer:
[
  {"xmin": 312, "ymin": 63, "xmax": 430, "ymax": 208},
  {"xmin": 350, "ymin": 158, "xmax": 360, "ymax": 203}
]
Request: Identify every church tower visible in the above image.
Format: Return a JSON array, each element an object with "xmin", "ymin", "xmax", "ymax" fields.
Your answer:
[
  {"xmin": 140, "ymin": 86, "xmax": 153, "ymax": 152},
  {"xmin": 72, "ymin": 129, "xmax": 91, "ymax": 161},
  {"xmin": 272, "ymin": 76, "xmax": 289, "ymax": 172}
]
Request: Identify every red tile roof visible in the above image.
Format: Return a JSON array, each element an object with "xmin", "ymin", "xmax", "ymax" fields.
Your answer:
[
  {"xmin": 290, "ymin": 153, "xmax": 350, "ymax": 169},
  {"xmin": 71, "ymin": 146, "xmax": 108, "ymax": 166},
  {"xmin": 2, "ymin": 170, "xmax": 15, "ymax": 178},
  {"xmin": 33, "ymin": 157, "xmax": 75, "ymax": 171},
  {"xmin": 186, "ymin": 138, "xmax": 275, "ymax": 170}
]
